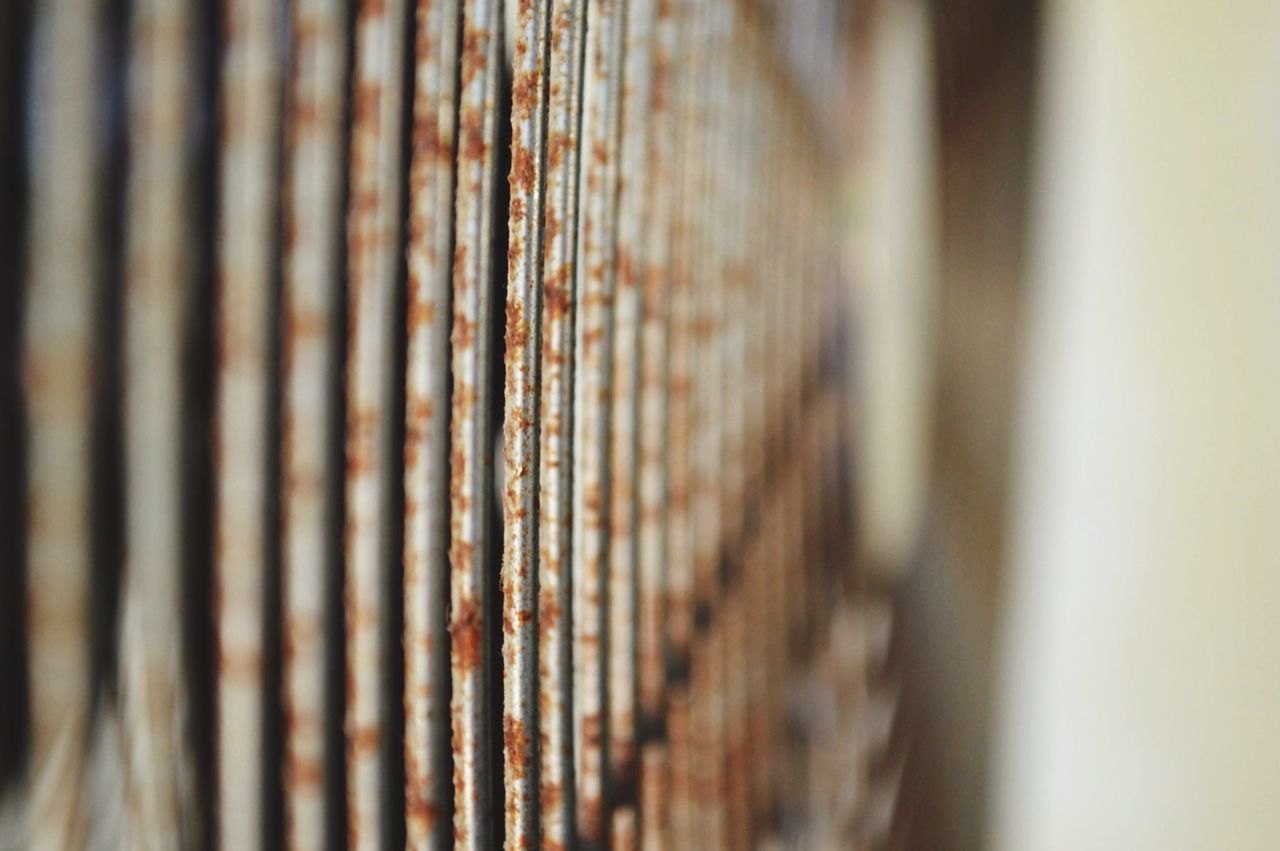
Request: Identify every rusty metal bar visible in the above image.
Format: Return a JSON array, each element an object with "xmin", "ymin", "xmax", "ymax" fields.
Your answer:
[
  {"xmin": 571, "ymin": 0, "xmax": 627, "ymax": 842},
  {"xmin": 215, "ymin": 1, "xmax": 282, "ymax": 847},
  {"xmin": 607, "ymin": 0, "xmax": 657, "ymax": 790},
  {"xmin": 535, "ymin": 1, "xmax": 588, "ymax": 848},
  {"xmin": 343, "ymin": 0, "xmax": 411, "ymax": 846},
  {"xmin": 448, "ymin": 0, "xmax": 503, "ymax": 845},
  {"xmin": 500, "ymin": 0, "xmax": 552, "ymax": 845},
  {"xmin": 635, "ymin": 0, "xmax": 677, "ymax": 729},
  {"xmin": 23, "ymin": 1, "xmax": 100, "ymax": 844},
  {"xmin": 402, "ymin": 1, "xmax": 461, "ymax": 847},
  {"xmin": 280, "ymin": 0, "xmax": 349, "ymax": 845},
  {"xmin": 119, "ymin": 0, "xmax": 196, "ymax": 843}
]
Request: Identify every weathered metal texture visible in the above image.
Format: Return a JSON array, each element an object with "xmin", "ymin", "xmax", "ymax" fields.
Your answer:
[
  {"xmin": 403, "ymin": 0, "xmax": 461, "ymax": 847},
  {"xmin": 661, "ymin": 0, "xmax": 705, "ymax": 661},
  {"xmin": 664, "ymin": 686, "xmax": 694, "ymax": 849},
  {"xmin": 10, "ymin": 0, "xmax": 865, "ymax": 844},
  {"xmin": 722, "ymin": 587, "xmax": 751, "ymax": 851},
  {"xmin": 500, "ymin": 0, "xmax": 551, "ymax": 846},
  {"xmin": 638, "ymin": 743, "xmax": 667, "ymax": 851},
  {"xmin": 119, "ymin": 0, "xmax": 196, "ymax": 844},
  {"xmin": 687, "ymin": 0, "xmax": 724, "ymax": 617},
  {"xmin": 535, "ymin": 2, "xmax": 587, "ymax": 847},
  {"xmin": 635, "ymin": 0, "xmax": 678, "ymax": 726},
  {"xmin": 216, "ymin": 0, "xmax": 282, "ymax": 846},
  {"xmin": 23, "ymin": 2, "xmax": 100, "ymax": 845},
  {"xmin": 344, "ymin": 0, "xmax": 410, "ymax": 845},
  {"xmin": 280, "ymin": 0, "xmax": 348, "ymax": 845},
  {"xmin": 610, "ymin": 805, "xmax": 638, "ymax": 851},
  {"xmin": 607, "ymin": 0, "xmax": 656, "ymax": 788},
  {"xmin": 449, "ymin": 0, "xmax": 503, "ymax": 845},
  {"xmin": 572, "ymin": 0, "xmax": 627, "ymax": 841},
  {"xmin": 691, "ymin": 625, "xmax": 725, "ymax": 849}
]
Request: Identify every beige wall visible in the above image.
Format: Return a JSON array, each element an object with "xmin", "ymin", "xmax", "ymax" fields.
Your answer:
[{"xmin": 991, "ymin": 1, "xmax": 1280, "ymax": 848}]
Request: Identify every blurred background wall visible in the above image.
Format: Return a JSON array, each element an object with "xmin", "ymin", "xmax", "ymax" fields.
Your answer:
[{"xmin": 849, "ymin": 0, "xmax": 1280, "ymax": 849}]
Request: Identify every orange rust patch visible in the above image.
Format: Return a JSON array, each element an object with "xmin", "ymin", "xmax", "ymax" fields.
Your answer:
[
  {"xmin": 510, "ymin": 144, "xmax": 537, "ymax": 195},
  {"xmin": 504, "ymin": 716, "xmax": 532, "ymax": 779},
  {"xmin": 512, "ymin": 70, "xmax": 539, "ymax": 120},
  {"xmin": 451, "ymin": 597, "xmax": 483, "ymax": 672},
  {"xmin": 505, "ymin": 300, "xmax": 529, "ymax": 353}
]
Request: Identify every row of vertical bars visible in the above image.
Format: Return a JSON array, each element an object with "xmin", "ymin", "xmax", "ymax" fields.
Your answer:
[{"xmin": 6, "ymin": 0, "xmax": 868, "ymax": 847}]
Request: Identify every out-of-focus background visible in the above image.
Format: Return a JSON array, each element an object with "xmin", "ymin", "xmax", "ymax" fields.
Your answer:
[{"xmin": 846, "ymin": 0, "xmax": 1280, "ymax": 848}]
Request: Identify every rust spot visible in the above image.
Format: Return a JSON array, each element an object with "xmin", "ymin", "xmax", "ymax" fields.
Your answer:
[
  {"xmin": 547, "ymin": 132, "xmax": 570, "ymax": 171},
  {"xmin": 539, "ymin": 589, "xmax": 560, "ymax": 635},
  {"xmin": 504, "ymin": 715, "xmax": 531, "ymax": 779},
  {"xmin": 407, "ymin": 794, "xmax": 440, "ymax": 829},
  {"xmin": 461, "ymin": 27, "xmax": 488, "ymax": 89},
  {"xmin": 512, "ymin": 70, "xmax": 539, "ymax": 120},
  {"xmin": 350, "ymin": 725, "xmax": 380, "ymax": 754},
  {"xmin": 510, "ymin": 144, "xmax": 536, "ymax": 195},
  {"xmin": 505, "ymin": 299, "xmax": 529, "ymax": 353},
  {"xmin": 450, "ymin": 597, "xmax": 483, "ymax": 672},
  {"xmin": 461, "ymin": 110, "xmax": 486, "ymax": 161}
]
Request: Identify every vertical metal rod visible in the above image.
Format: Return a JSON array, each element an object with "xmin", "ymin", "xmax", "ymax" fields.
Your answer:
[
  {"xmin": 120, "ymin": 0, "xmax": 195, "ymax": 843},
  {"xmin": 664, "ymin": 685, "xmax": 693, "ymax": 849},
  {"xmin": 607, "ymin": 0, "xmax": 655, "ymax": 788},
  {"xmin": 216, "ymin": 3, "xmax": 282, "ymax": 841},
  {"xmin": 449, "ymin": 0, "xmax": 503, "ymax": 845},
  {"xmin": 638, "ymin": 743, "xmax": 667, "ymax": 851},
  {"xmin": 501, "ymin": 0, "xmax": 552, "ymax": 845},
  {"xmin": 536, "ymin": 3, "xmax": 588, "ymax": 847},
  {"xmin": 635, "ymin": 0, "xmax": 677, "ymax": 726},
  {"xmin": 610, "ymin": 805, "xmax": 638, "ymax": 851},
  {"xmin": 572, "ymin": 0, "xmax": 627, "ymax": 841},
  {"xmin": 343, "ymin": 0, "xmax": 410, "ymax": 845},
  {"xmin": 280, "ymin": 0, "xmax": 349, "ymax": 846},
  {"xmin": 403, "ymin": 1, "xmax": 461, "ymax": 847},
  {"xmin": 23, "ymin": 1, "xmax": 100, "ymax": 844},
  {"xmin": 662, "ymin": 0, "xmax": 704, "ymax": 660}
]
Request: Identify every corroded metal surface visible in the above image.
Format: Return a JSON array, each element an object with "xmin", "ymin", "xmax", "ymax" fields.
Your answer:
[
  {"xmin": 449, "ymin": 0, "xmax": 503, "ymax": 846},
  {"xmin": 9, "ymin": 0, "xmax": 864, "ymax": 845},
  {"xmin": 535, "ymin": 3, "xmax": 587, "ymax": 848},
  {"xmin": 344, "ymin": 0, "xmax": 411, "ymax": 845},
  {"xmin": 280, "ymin": 0, "xmax": 348, "ymax": 846},
  {"xmin": 571, "ymin": 0, "xmax": 627, "ymax": 841},
  {"xmin": 23, "ymin": 2, "xmax": 100, "ymax": 845},
  {"xmin": 635, "ymin": 0, "xmax": 678, "ymax": 727},
  {"xmin": 119, "ymin": 0, "xmax": 196, "ymax": 844},
  {"xmin": 403, "ymin": 1, "xmax": 461, "ymax": 847},
  {"xmin": 500, "ymin": 0, "xmax": 551, "ymax": 846},
  {"xmin": 216, "ymin": 3, "xmax": 282, "ymax": 843},
  {"xmin": 607, "ymin": 0, "xmax": 656, "ymax": 788}
]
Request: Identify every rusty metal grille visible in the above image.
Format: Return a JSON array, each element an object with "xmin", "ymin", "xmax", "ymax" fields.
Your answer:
[{"xmin": 1, "ymin": 0, "xmax": 882, "ymax": 848}]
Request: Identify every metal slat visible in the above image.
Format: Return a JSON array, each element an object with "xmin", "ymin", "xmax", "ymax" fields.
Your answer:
[
  {"xmin": 216, "ymin": 0, "xmax": 282, "ymax": 846},
  {"xmin": 635, "ymin": 0, "xmax": 678, "ymax": 730},
  {"xmin": 607, "ymin": 0, "xmax": 656, "ymax": 789},
  {"xmin": 448, "ymin": 0, "xmax": 503, "ymax": 845},
  {"xmin": 280, "ymin": 0, "xmax": 348, "ymax": 845},
  {"xmin": 344, "ymin": 0, "xmax": 410, "ymax": 845},
  {"xmin": 571, "ymin": 0, "xmax": 628, "ymax": 840},
  {"xmin": 23, "ymin": 1, "xmax": 100, "ymax": 844},
  {"xmin": 119, "ymin": 0, "xmax": 196, "ymax": 843},
  {"xmin": 500, "ymin": 0, "xmax": 552, "ymax": 845},
  {"xmin": 535, "ymin": 2, "xmax": 588, "ymax": 848},
  {"xmin": 403, "ymin": 1, "xmax": 461, "ymax": 847}
]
